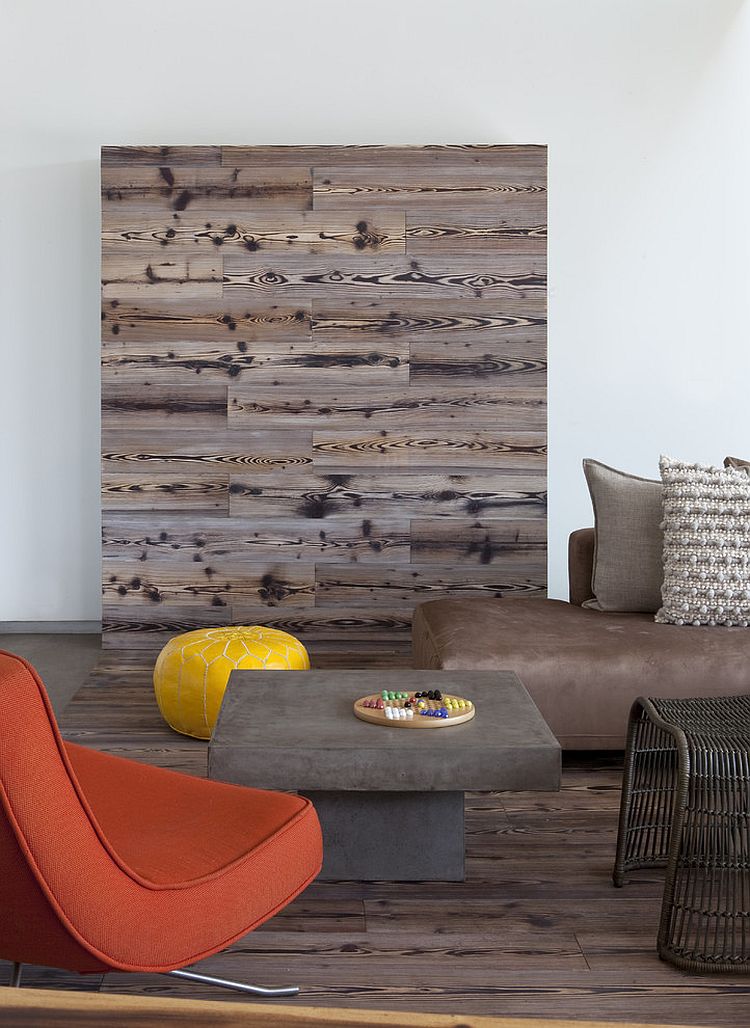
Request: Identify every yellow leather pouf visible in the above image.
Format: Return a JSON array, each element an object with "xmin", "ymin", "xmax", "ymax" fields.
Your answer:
[{"xmin": 153, "ymin": 626, "xmax": 310, "ymax": 740}]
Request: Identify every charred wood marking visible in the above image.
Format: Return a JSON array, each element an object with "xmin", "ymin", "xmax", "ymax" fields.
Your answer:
[
  {"xmin": 312, "ymin": 433, "xmax": 547, "ymax": 467},
  {"xmin": 229, "ymin": 473, "xmax": 548, "ymax": 519},
  {"xmin": 102, "ymin": 213, "xmax": 406, "ymax": 253},
  {"xmin": 312, "ymin": 309, "xmax": 546, "ymax": 338},
  {"xmin": 224, "ymin": 260, "xmax": 545, "ymax": 300}
]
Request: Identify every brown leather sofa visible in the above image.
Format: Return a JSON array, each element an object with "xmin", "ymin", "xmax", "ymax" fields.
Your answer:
[{"xmin": 412, "ymin": 528, "xmax": 750, "ymax": 749}]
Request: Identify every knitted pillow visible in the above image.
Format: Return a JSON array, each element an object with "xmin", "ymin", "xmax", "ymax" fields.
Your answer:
[{"xmin": 656, "ymin": 456, "xmax": 750, "ymax": 627}]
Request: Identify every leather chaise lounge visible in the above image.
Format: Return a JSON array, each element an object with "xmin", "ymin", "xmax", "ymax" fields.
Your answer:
[{"xmin": 413, "ymin": 528, "xmax": 750, "ymax": 749}]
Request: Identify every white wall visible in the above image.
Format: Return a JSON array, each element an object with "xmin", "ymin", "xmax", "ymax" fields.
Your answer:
[{"xmin": 2, "ymin": 0, "xmax": 749, "ymax": 620}]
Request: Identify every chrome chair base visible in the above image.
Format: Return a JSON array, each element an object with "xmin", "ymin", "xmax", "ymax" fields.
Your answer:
[
  {"xmin": 165, "ymin": 967, "xmax": 299, "ymax": 997},
  {"xmin": 6, "ymin": 961, "xmax": 297, "ymax": 997}
]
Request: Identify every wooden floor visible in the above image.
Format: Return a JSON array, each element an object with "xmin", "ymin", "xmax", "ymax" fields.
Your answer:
[{"xmin": 5, "ymin": 650, "xmax": 750, "ymax": 1027}]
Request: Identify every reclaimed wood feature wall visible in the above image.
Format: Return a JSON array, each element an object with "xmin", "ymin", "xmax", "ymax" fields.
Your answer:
[{"xmin": 101, "ymin": 145, "xmax": 547, "ymax": 651}]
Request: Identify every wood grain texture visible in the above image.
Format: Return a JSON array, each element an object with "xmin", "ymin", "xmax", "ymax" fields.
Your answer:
[
  {"xmin": 101, "ymin": 298, "xmax": 311, "ymax": 342},
  {"xmin": 102, "ymin": 145, "xmax": 546, "ymax": 646},
  {"xmin": 228, "ymin": 386, "xmax": 546, "ymax": 430},
  {"xmin": 103, "ymin": 338, "xmax": 409, "ymax": 385},
  {"xmin": 103, "ymin": 210, "xmax": 406, "ymax": 254},
  {"xmin": 102, "ymin": 515, "xmax": 410, "ymax": 564},
  {"xmin": 312, "ymin": 300, "xmax": 546, "ymax": 343},
  {"xmin": 102, "ymin": 474, "xmax": 229, "ymax": 512},
  {"xmin": 102, "ymin": 166, "xmax": 312, "ymax": 214},
  {"xmin": 311, "ymin": 432, "xmax": 546, "ymax": 468},
  {"xmin": 228, "ymin": 472, "xmax": 547, "ymax": 520},
  {"xmin": 223, "ymin": 254, "xmax": 545, "ymax": 301}
]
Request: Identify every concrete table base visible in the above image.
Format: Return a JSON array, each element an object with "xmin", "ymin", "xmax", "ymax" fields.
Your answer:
[{"xmin": 300, "ymin": 790, "xmax": 464, "ymax": 881}]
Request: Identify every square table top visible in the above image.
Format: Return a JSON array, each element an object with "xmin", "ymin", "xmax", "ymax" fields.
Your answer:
[{"xmin": 209, "ymin": 669, "xmax": 560, "ymax": 793}]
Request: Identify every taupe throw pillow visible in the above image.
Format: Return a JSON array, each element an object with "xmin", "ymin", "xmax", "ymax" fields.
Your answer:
[
  {"xmin": 725, "ymin": 456, "xmax": 750, "ymax": 471},
  {"xmin": 656, "ymin": 456, "xmax": 750, "ymax": 627},
  {"xmin": 583, "ymin": 459, "xmax": 664, "ymax": 613}
]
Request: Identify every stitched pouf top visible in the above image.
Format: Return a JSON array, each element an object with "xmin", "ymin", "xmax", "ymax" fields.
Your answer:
[{"xmin": 154, "ymin": 626, "xmax": 310, "ymax": 740}]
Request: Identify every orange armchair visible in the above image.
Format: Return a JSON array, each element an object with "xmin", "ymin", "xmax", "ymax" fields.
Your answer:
[{"xmin": 0, "ymin": 651, "xmax": 322, "ymax": 996}]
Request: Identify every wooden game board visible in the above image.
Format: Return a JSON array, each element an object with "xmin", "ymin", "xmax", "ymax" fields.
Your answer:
[{"xmin": 353, "ymin": 689, "xmax": 475, "ymax": 728}]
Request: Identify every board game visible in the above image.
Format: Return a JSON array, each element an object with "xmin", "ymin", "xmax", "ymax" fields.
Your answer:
[{"xmin": 353, "ymin": 688, "xmax": 475, "ymax": 729}]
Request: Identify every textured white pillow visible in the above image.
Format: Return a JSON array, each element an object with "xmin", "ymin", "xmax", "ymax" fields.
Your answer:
[{"xmin": 656, "ymin": 456, "xmax": 750, "ymax": 627}]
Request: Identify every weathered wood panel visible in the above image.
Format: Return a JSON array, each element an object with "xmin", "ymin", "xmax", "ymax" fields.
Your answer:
[
  {"xmin": 102, "ymin": 560, "xmax": 315, "ymax": 607},
  {"xmin": 406, "ymin": 210, "xmax": 547, "ymax": 254},
  {"xmin": 103, "ymin": 210, "xmax": 407, "ymax": 254},
  {"xmin": 229, "ymin": 386, "xmax": 546, "ymax": 430},
  {"xmin": 102, "ymin": 145, "xmax": 547, "ymax": 648},
  {"xmin": 316, "ymin": 560, "xmax": 546, "ymax": 605},
  {"xmin": 102, "ymin": 473, "xmax": 229, "ymax": 512},
  {"xmin": 222, "ymin": 144, "xmax": 547, "ymax": 169},
  {"xmin": 101, "ymin": 380, "xmax": 228, "ymax": 428},
  {"xmin": 228, "ymin": 472, "xmax": 547, "ymax": 519},
  {"xmin": 411, "ymin": 519, "xmax": 547, "ymax": 564},
  {"xmin": 223, "ymin": 253, "xmax": 546, "ymax": 301},
  {"xmin": 312, "ymin": 300, "xmax": 546, "ymax": 343},
  {"xmin": 101, "ymin": 166, "xmax": 312, "ymax": 213},
  {"xmin": 102, "ymin": 338, "xmax": 409, "ymax": 385},
  {"xmin": 312, "ymin": 432, "xmax": 546, "ymax": 469},
  {"xmin": 100, "ymin": 249, "xmax": 222, "ymax": 299},
  {"xmin": 313, "ymin": 166, "xmax": 546, "ymax": 212},
  {"xmin": 102, "ymin": 515, "xmax": 410, "ymax": 564},
  {"xmin": 102, "ymin": 429, "xmax": 312, "ymax": 473},
  {"xmin": 410, "ymin": 339, "xmax": 546, "ymax": 384},
  {"xmin": 101, "ymin": 298, "xmax": 311, "ymax": 342},
  {"xmin": 102, "ymin": 146, "xmax": 222, "ymax": 165}
]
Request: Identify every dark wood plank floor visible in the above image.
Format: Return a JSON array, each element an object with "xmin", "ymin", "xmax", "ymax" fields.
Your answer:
[{"xmin": 5, "ymin": 651, "xmax": 749, "ymax": 1026}]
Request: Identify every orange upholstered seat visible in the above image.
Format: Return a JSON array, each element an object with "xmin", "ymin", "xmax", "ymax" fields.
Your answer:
[{"xmin": 0, "ymin": 650, "xmax": 322, "ymax": 975}]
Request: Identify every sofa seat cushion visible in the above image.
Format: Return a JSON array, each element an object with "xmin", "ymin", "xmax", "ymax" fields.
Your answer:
[{"xmin": 412, "ymin": 598, "xmax": 750, "ymax": 749}]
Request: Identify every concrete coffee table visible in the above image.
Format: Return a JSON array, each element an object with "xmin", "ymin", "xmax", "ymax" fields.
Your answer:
[{"xmin": 209, "ymin": 670, "xmax": 560, "ymax": 881}]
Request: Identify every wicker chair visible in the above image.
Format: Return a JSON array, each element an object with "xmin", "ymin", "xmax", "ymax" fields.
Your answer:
[{"xmin": 613, "ymin": 694, "xmax": 750, "ymax": 973}]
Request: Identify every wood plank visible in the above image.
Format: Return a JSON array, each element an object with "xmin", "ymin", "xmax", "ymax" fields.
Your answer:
[
  {"xmin": 228, "ymin": 387, "xmax": 546, "ymax": 430},
  {"xmin": 101, "ymin": 380, "xmax": 228, "ymax": 428},
  {"xmin": 312, "ymin": 300, "xmax": 546, "ymax": 343},
  {"xmin": 102, "ymin": 560, "xmax": 315, "ymax": 607},
  {"xmin": 312, "ymin": 432, "xmax": 546, "ymax": 469},
  {"xmin": 101, "ymin": 606, "xmax": 414, "ymax": 645},
  {"xmin": 101, "ymin": 166, "xmax": 312, "ymax": 213},
  {"xmin": 313, "ymin": 166, "xmax": 546, "ymax": 211},
  {"xmin": 224, "ymin": 253, "xmax": 546, "ymax": 301},
  {"xmin": 316, "ymin": 558, "xmax": 546, "ymax": 605},
  {"xmin": 101, "ymin": 145, "xmax": 222, "ymax": 165},
  {"xmin": 409, "ymin": 338, "xmax": 546, "ymax": 385},
  {"xmin": 102, "ymin": 515, "xmax": 410, "ymax": 564},
  {"xmin": 228, "ymin": 472, "xmax": 547, "ymax": 519},
  {"xmin": 101, "ymin": 298, "xmax": 311, "ymax": 342},
  {"xmin": 101, "ymin": 249, "xmax": 222, "ymax": 299},
  {"xmin": 102, "ymin": 210, "xmax": 406, "ymax": 254},
  {"xmin": 102, "ymin": 473, "xmax": 228, "ymax": 512},
  {"xmin": 222, "ymin": 144, "xmax": 548, "ymax": 171},
  {"xmin": 101, "ymin": 429, "xmax": 312, "ymax": 474},
  {"xmin": 411, "ymin": 519, "xmax": 547, "ymax": 564},
  {"xmin": 102, "ymin": 338, "xmax": 409, "ymax": 386},
  {"xmin": 2, "ymin": 986, "xmax": 698, "ymax": 1028},
  {"xmin": 406, "ymin": 210, "xmax": 547, "ymax": 252}
]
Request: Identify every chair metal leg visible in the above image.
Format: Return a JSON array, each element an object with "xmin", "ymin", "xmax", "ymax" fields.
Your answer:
[
  {"xmin": 9, "ymin": 962, "xmax": 22, "ymax": 988},
  {"xmin": 164, "ymin": 968, "xmax": 299, "ymax": 997}
]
